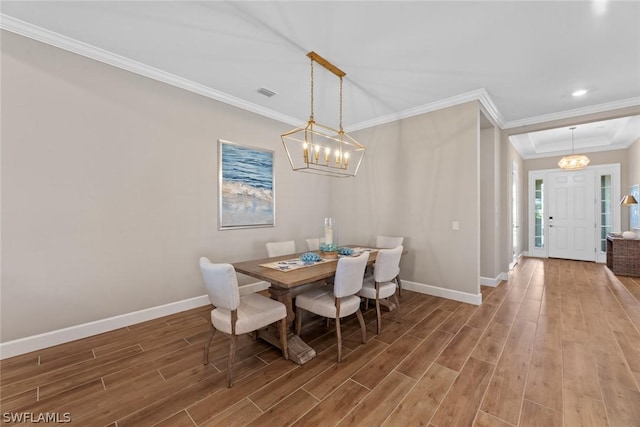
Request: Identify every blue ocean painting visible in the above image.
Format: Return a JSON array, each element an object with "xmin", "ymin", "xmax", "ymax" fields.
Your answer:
[{"xmin": 220, "ymin": 142, "xmax": 274, "ymax": 228}]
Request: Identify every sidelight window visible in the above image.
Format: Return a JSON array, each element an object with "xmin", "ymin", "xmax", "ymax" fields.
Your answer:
[
  {"xmin": 600, "ymin": 175, "xmax": 612, "ymax": 252},
  {"xmin": 534, "ymin": 179, "xmax": 544, "ymax": 249}
]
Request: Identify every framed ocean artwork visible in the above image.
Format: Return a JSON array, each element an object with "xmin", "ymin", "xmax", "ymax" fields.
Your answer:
[{"xmin": 218, "ymin": 140, "xmax": 275, "ymax": 230}]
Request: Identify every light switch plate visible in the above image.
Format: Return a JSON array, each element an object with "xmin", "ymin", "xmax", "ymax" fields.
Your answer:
[{"xmin": 452, "ymin": 221, "xmax": 460, "ymax": 230}]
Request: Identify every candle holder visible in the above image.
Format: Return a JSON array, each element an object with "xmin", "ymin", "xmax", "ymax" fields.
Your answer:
[
  {"xmin": 323, "ymin": 217, "xmax": 337, "ymax": 246},
  {"xmin": 319, "ymin": 242, "xmax": 338, "ymax": 259}
]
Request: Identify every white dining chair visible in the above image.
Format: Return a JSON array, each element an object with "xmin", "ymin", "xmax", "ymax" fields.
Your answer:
[
  {"xmin": 200, "ymin": 257, "xmax": 288, "ymax": 387},
  {"xmin": 359, "ymin": 245, "xmax": 403, "ymax": 334},
  {"xmin": 295, "ymin": 252, "xmax": 369, "ymax": 362},
  {"xmin": 374, "ymin": 235, "xmax": 404, "ymax": 296},
  {"xmin": 305, "ymin": 237, "xmax": 325, "ymax": 251},
  {"xmin": 266, "ymin": 240, "xmax": 296, "ymax": 258}
]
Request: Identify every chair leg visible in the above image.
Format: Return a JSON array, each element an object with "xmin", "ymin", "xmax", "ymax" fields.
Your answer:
[
  {"xmin": 355, "ymin": 309, "xmax": 367, "ymax": 344},
  {"xmin": 396, "ymin": 275, "xmax": 403, "ymax": 297},
  {"xmin": 227, "ymin": 333, "xmax": 237, "ymax": 388},
  {"xmin": 365, "ymin": 298, "xmax": 369, "ymax": 310},
  {"xmin": 203, "ymin": 325, "xmax": 216, "ymax": 365},
  {"xmin": 335, "ymin": 315, "xmax": 342, "ymax": 363},
  {"xmin": 393, "ymin": 292, "xmax": 401, "ymax": 323},
  {"xmin": 295, "ymin": 306, "xmax": 303, "ymax": 335},
  {"xmin": 279, "ymin": 318, "xmax": 289, "ymax": 361},
  {"xmin": 375, "ymin": 298, "xmax": 382, "ymax": 335}
]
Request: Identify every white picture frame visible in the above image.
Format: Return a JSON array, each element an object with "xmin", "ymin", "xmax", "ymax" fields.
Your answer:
[{"xmin": 218, "ymin": 139, "xmax": 275, "ymax": 230}]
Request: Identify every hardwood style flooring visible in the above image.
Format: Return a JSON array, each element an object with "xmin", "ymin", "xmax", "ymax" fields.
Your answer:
[{"xmin": 2, "ymin": 257, "xmax": 640, "ymax": 426}]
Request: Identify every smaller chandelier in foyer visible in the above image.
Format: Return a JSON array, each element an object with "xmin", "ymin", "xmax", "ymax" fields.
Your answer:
[
  {"xmin": 281, "ymin": 51, "xmax": 365, "ymax": 178},
  {"xmin": 558, "ymin": 126, "xmax": 590, "ymax": 170}
]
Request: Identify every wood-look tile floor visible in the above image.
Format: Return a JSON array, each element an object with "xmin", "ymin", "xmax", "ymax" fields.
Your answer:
[{"xmin": 2, "ymin": 257, "xmax": 640, "ymax": 426}]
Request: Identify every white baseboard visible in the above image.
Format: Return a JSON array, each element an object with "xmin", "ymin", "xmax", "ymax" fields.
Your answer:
[
  {"xmin": 0, "ymin": 295, "xmax": 211, "ymax": 360},
  {"xmin": 480, "ymin": 272, "xmax": 509, "ymax": 287},
  {"xmin": 402, "ymin": 280, "xmax": 482, "ymax": 305},
  {"xmin": 1, "ymin": 279, "xmax": 486, "ymax": 359}
]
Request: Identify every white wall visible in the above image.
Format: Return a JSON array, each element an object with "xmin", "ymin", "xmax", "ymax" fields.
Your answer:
[
  {"xmin": 1, "ymin": 31, "xmax": 332, "ymax": 341},
  {"xmin": 630, "ymin": 137, "xmax": 640, "ymax": 186},
  {"xmin": 330, "ymin": 102, "xmax": 481, "ymax": 297},
  {"xmin": 480, "ymin": 125, "xmax": 498, "ymax": 279},
  {"xmin": 2, "ymin": 30, "xmax": 505, "ymax": 345}
]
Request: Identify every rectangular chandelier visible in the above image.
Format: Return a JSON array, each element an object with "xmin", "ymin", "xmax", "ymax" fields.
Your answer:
[{"xmin": 281, "ymin": 52, "xmax": 366, "ymax": 178}]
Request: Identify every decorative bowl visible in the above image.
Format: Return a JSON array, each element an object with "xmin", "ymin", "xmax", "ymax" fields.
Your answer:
[
  {"xmin": 300, "ymin": 252, "xmax": 322, "ymax": 264},
  {"xmin": 337, "ymin": 247, "xmax": 355, "ymax": 256}
]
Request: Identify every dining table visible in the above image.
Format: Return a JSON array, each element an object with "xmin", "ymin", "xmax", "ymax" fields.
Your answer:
[{"xmin": 233, "ymin": 246, "xmax": 381, "ymax": 365}]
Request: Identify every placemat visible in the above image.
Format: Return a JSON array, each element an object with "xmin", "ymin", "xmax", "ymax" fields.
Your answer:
[{"xmin": 260, "ymin": 257, "xmax": 335, "ymax": 272}]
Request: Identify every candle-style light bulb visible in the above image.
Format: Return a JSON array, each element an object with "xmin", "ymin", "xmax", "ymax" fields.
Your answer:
[
  {"xmin": 343, "ymin": 152, "xmax": 349, "ymax": 169},
  {"xmin": 303, "ymin": 142, "xmax": 309, "ymax": 163},
  {"xmin": 314, "ymin": 144, "xmax": 320, "ymax": 163},
  {"xmin": 325, "ymin": 147, "xmax": 330, "ymax": 164},
  {"xmin": 335, "ymin": 149, "xmax": 341, "ymax": 165}
]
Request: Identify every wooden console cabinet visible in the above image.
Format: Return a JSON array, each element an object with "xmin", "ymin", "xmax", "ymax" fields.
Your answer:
[{"xmin": 606, "ymin": 235, "xmax": 640, "ymax": 277}]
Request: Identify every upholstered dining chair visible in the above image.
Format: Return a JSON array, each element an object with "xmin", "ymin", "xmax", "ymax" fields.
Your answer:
[
  {"xmin": 199, "ymin": 257, "xmax": 288, "ymax": 387},
  {"xmin": 375, "ymin": 235, "xmax": 405, "ymax": 296},
  {"xmin": 266, "ymin": 240, "xmax": 296, "ymax": 258},
  {"xmin": 295, "ymin": 252, "xmax": 369, "ymax": 362},
  {"xmin": 305, "ymin": 237, "xmax": 325, "ymax": 251},
  {"xmin": 359, "ymin": 245, "xmax": 403, "ymax": 334}
]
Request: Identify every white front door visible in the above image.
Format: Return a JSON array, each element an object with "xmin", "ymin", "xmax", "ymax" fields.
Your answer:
[{"xmin": 547, "ymin": 170, "xmax": 596, "ymax": 261}]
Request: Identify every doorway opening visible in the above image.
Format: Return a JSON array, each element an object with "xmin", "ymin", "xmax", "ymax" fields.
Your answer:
[{"xmin": 527, "ymin": 164, "xmax": 620, "ymax": 263}]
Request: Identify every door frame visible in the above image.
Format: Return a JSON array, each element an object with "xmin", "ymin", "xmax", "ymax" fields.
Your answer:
[
  {"xmin": 527, "ymin": 163, "xmax": 620, "ymax": 262},
  {"xmin": 511, "ymin": 160, "xmax": 519, "ymax": 269}
]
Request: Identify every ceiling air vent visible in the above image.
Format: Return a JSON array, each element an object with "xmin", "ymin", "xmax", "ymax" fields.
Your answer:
[{"xmin": 257, "ymin": 87, "xmax": 277, "ymax": 97}]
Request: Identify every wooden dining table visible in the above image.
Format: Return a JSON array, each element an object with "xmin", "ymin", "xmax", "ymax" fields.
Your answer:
[{"xmin": 233, "ymin": 246, "xmax": 380, "ymax": 364}]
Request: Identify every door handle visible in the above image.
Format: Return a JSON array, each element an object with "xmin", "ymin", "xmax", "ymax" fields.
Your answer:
[{"xmin": 549, "ymin": 216, "xmax": 553, "ymax": 228}]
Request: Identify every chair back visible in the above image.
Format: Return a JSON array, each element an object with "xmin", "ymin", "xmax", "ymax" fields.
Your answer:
[
  {"xmin": 374, "ymin": 245, "xmax": 403, "ymax": 283},
  {"xmin": 199, "ymin": 257, "xmax": 240, "ymax": 311},
  {"xmin": 334, "ymin": 252, "xmax": 369, "ymax": 298},
  {"xmin": 266, "ymin": 240, "xmax": 296, "ymax": 257},
  {"xmin": 376, "ymin": 235, "xmax": 404, "ymax": 249},
  {"xmin": 305, "ymin": 237, "xmax": 325, "ymax": 251}
]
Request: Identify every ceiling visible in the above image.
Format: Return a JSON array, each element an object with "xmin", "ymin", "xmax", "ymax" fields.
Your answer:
[{"xmin": 2, "ymin": 1, "xmax": 639, "ymax": 159}]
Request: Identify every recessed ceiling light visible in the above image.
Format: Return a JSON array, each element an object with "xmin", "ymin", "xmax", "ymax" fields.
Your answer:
[
  {"xmin": 572, "ymin": 89, "xmax": 589, "ymax": 97},
  {"xmin": 593, "ymin": 0, "xmax": 608, "ymax": 15}
]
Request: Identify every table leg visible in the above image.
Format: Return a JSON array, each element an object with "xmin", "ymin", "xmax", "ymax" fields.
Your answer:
[
  {"xmin": 268, "ymin": 287, "xmax": 295, "ymax": 322},
  {"xmin": 264, "ymin": 286, "xmax": 317, "ymax": 365}
]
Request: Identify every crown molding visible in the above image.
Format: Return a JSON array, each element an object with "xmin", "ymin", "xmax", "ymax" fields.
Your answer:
[
  {"xmin": 477, "ymin": 89, "xmax": 505, "ymax": 128},
  {"xmin": 347, "ymin": 88, "xmax": 504, "ymax": 132},
  {"xmin": 503, "ymin": 97, "xmax": 640, "ymax": 129},
  {"xmin": 0, "ymin": 14, "xmax": 301, "ymax": 127},
  {"xmin": 3, "ymin": 14, "xmax": 637, "ymax": 134}
]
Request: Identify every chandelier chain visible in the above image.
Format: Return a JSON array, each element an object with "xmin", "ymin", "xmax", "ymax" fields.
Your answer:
[
  {"xmin": 339, "ymin": 77, "xmax": 343, "ymax": 132},
  {"xmin": 310, "ymin": 58, "xmax": 314, "ymax": 121}
]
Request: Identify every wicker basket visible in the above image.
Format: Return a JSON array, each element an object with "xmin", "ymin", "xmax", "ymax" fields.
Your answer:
[{"xmin": 606, "ymin": 235, "xmax": 640, "ymax": 277}]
